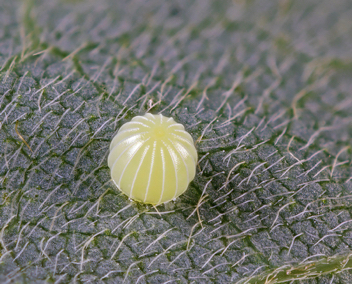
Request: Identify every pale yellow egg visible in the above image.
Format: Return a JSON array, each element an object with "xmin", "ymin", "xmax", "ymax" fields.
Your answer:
[{"xmin": 108, "ymin": 113, "xmax": 197, "ymax": 205}]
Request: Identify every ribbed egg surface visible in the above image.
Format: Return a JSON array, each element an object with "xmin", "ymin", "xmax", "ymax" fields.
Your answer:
[{"xmin": 108, "ymin": 113, "xmax": 198, "ymax": 205}]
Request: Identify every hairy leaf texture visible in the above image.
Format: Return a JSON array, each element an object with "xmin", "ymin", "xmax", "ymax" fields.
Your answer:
[{"xmin": 0, "ymin": 0, "xmax": 352, "ymax": 283}]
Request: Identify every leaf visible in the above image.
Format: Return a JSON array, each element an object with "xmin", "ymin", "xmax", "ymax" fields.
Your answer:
[{"xmin": 0, "ymin": 0, "xmax": 352, "ymax": 283}]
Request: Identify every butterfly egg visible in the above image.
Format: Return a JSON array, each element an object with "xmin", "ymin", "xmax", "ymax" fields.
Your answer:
[{"xmin": 108, "ymin": 113, "xmax": 198, "ymax": 205}]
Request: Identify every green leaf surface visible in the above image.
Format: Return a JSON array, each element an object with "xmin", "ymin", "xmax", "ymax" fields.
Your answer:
[{"xmin": 0, "ymin": 0, "xmax": 352, "ymax": 283}]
